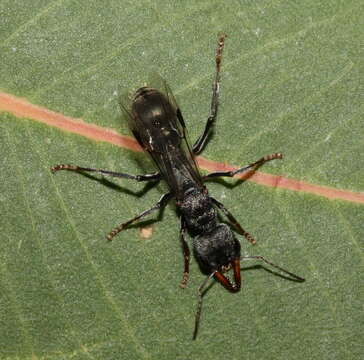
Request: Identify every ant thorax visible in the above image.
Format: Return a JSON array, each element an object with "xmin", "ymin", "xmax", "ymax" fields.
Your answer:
[{"xmin": 178, "ymin": 186, "xmax": 217, "ymax": 235}]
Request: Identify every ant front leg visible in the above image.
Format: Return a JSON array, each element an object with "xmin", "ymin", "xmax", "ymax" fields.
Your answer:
[
  {"xmin": 211, "ymin": 197, "xmax": 256, "ymax": 245},
  {"xmin": 203, "ymin": 153, "xmax": 283, "ymax": 180},
  {"xmin": 179, "ymin": 216, "xmax": 190, "ymax": 288},
  {"xmin": 193, "ymin": 34, "xmax": 226, "ymax": 155},
  {"xmin": 51, "ymin": 164, "xmax": 161, "ymax": 182}
]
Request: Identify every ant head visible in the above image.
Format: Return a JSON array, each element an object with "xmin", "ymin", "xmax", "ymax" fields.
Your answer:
[
  {"xmin": 193, "ymin": 223, "xmax": 241, "ymax": 274},
  {"xmin": 194, "ymin": 223, "xmax": 242, "ymax": 292}
]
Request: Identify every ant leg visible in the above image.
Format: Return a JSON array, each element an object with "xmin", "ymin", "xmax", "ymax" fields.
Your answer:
[
  {"xmin": 211, "ymin": 197, "xmax": 256, "ymax": 245},
  {"xmin": 193, "ymin": 34, "xmax": 226, "ymax": 155},
  {"xmin": 179, "ymin": 217, "xmax": 190, "ymax": 288},
  {"xmin": 203, "ymin": 153, "xmax": 283, "ymax": 180},
  {"xmin": 51, "ymin": 164, "xmax": 161, "ymax": 182},
  {"xmin": 241, "ymin": 256, "xmax": 305, "ymax": 282},
  {"xmin": 107, "ymin": 192, "xmax": 172, "ymax": 240}
]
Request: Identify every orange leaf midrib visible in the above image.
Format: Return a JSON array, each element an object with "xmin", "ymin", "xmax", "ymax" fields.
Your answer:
[{"xmin": 1, "ymin": 92, "xmax": 363, "ymax": 204}]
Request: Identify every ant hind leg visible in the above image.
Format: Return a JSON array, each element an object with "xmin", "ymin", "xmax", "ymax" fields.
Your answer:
[
  {"xmin": 193, "ymin": 34, "xmax": 226, "ymax": 155},
  {"xmin": 51, "ymin": 164, "xmax": 161, "ymax": 182}
]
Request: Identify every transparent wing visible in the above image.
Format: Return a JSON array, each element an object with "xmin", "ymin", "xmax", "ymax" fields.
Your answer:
[{"xmin": 119, "ymin": 75, "xmax": 203, "ymax": 198}]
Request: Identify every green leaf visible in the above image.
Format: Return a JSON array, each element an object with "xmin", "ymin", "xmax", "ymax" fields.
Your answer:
[{"xmin": 1, "ymin": 1, "xmax": 362, "ymax": 359}]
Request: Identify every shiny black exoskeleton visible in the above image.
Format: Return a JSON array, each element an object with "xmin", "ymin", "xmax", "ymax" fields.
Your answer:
[{"xmin": 51, "ymin": 35, "xmax": 304, "ymax": 339}]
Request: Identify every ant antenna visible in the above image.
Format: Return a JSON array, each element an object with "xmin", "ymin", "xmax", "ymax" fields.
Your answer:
[
  {"xmin": 193, "ymin": 271, "xmax": 216, "ymax": 340},
  {"xmin": 242, "ymin": 256, "xmax": 305, "ymax": 282}
]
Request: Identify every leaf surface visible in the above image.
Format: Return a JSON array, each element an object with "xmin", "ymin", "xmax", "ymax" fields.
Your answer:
[{"xmin": 1, "ymin": 1, "xmax": 362, "ymax": 359}]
